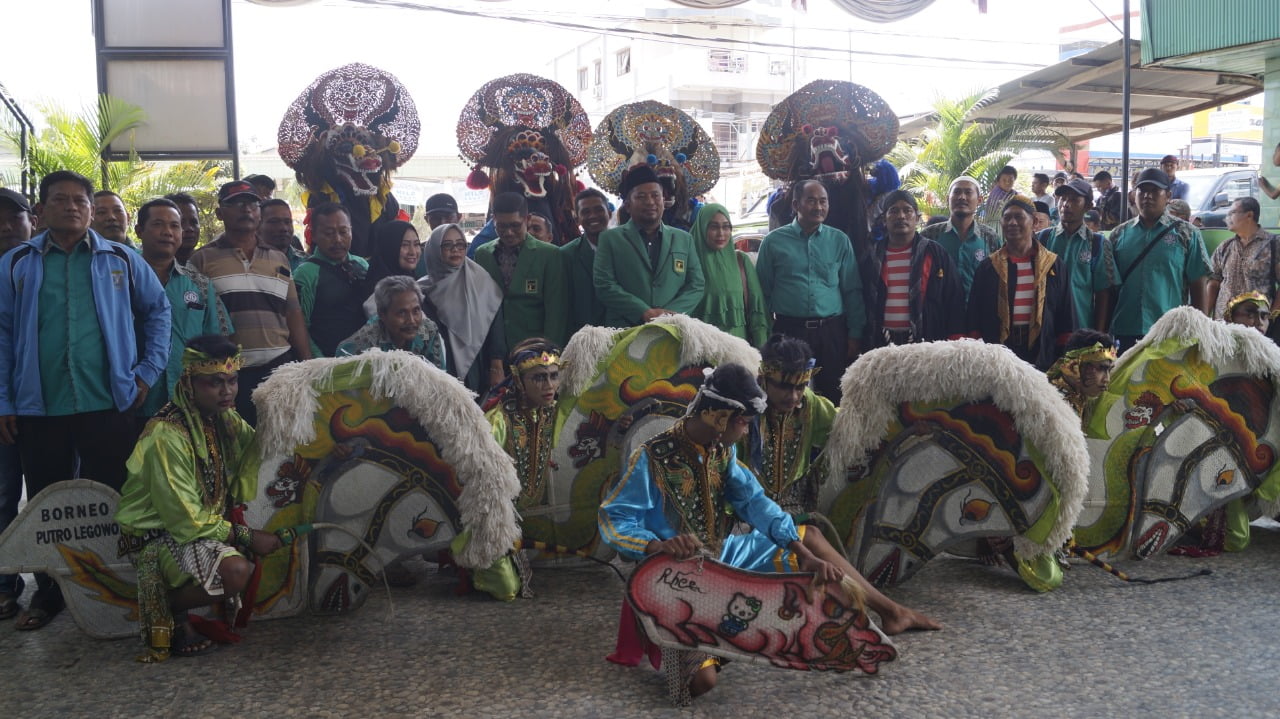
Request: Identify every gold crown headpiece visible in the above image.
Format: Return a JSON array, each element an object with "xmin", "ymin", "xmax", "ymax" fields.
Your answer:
[
  {"xmin": 181, "ymin": 347, "xmax": 243, "ymax": 376},
  {"xmin": 510, "ymin": 351, "xmax": 562, "ymax": 375},
  {"xmin": 760, "ymin": 358, "xmax": 819, "ymax": 386},
  {"xmin": 1224, "ymin": 290, "xmax": 1270, "ymax": 320},
  {"xmin": 1061, "ymin": 342, "xmax": 1117, "ymax": 365}
]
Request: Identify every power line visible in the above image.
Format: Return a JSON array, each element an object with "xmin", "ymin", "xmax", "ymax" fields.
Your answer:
[
  {"xmin": 490, "ymin": 6, "xmax": 1057, "ymax": 48},
  {"xmin": 332, "ymin": 0, "xmax": 1049, "ymax": 71}
]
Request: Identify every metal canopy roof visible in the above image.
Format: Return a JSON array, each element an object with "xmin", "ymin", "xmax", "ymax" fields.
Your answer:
[{"xmin": 897, "ymin": 39, "xmax": 1263, "ymax": 143}]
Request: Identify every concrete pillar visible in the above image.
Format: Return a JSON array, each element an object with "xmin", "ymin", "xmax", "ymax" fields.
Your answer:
[{"xmin": 1263, "ymin": 57, "xmax": 1280, "ymax": 228}]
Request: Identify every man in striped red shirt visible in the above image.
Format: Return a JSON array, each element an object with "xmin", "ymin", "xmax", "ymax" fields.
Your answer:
[
  {"xmin": 866, "ymin": 191, "xmax": 963, "ymax": 348},
  {"xmin": 967, "ymin": 195, "xmax": 1076, "ymax": 369}
]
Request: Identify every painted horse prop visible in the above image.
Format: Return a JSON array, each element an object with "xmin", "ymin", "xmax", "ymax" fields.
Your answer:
[
  {"xmin": 0, "ymin": 480, "xmax": 137, "ymax": 638},
  {"xmin": 815, "ymin": 340, "xmax": 1089, "ymax": 589},
  {"xmin": 628, "ymin": 553, "xmax": 896, "ymax": 673},
  {"xmin": 532, "ymin": 314, "xmax": 761, "ymax": 561},
  {"xmin": 1076, "ymin": 307, "xmax": 1280, "ymax": 559},
  {"xmin": 246, "ymin": 351, "xmax": 521, "ymax": 616}
]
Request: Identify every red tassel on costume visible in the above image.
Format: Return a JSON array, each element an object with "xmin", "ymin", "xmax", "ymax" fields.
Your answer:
[
  {"xmin": 573, "ymin": 180, "xmax": 585, "ymax": 193},
  {"xmin": 188, "ymin": 613, "xmax": 242, "ymax": 644},
  {"xmin": 467, "ymin": 167, "xmax": 490, "ymax": 190},
  {"xmin": 606, "ymin": 601, "xmax": 661, "ymax": 669},
  {"xmin": 302, "ymin": 207, "xmax": 314, "ymax": 250}
]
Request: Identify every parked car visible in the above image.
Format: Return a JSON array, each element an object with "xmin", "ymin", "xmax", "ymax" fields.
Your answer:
[{"xmin": 1178, "ymin": 167, "xmax": 1257, "ymax": 228}]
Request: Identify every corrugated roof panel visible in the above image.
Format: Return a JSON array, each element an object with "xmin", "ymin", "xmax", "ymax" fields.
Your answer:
[
  {"xmin": 898, "ymin": 39, "xmax": 1262, "ymax": 143},
  {"xmin": 1142, "ymin": 0, "xmax": 1280, "ymax": 64}
]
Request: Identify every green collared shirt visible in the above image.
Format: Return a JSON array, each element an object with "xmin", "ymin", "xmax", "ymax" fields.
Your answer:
[
  {"xmin": 756, "ymin": 220, "xmax": 865, "ymax": 337},
  {"xmin": 920, "ymin": 219, "xmax": 1002, "ymax": 298},
  {"xmin": 139, "ymin": 261, "xmax": 234, "ymax": 417},
  {"xmin": 1109, "ymin": 214, "xmax": 1210, "ymax": 336},
  {"xmin": 1040, "ymin": 223, "xmax": 1118, "ymax": 329},
  {"xmin": 37, "ymin": 234, "xmax": 113, "ymax": 415}
]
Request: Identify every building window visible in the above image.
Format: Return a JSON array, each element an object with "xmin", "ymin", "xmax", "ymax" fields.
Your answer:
[
  {"xmin": 712, "ymin": 121, "xmax": 738, "ymax": 159},
  {"xmin": 616, "ymin": 48, "xmax": 631, "ymax": 76},
  {"xmin": 593, "ymin": 60, "xmax": 602, "ymax": 86},
  {"xmin": 577, "ymin": 67, "xmax": 588, "ymax": 91},
  {"xmin": 707, "ymin": 49, "xmax": 747, "ymax": 73}
]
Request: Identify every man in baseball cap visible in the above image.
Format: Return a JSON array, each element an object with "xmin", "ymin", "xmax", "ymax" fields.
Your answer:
[
  {"xmin": 0, "ymin": 189, "xmax": 33, "ymax": 254},
  {"xmin": 217, "ymin": 180, "xmax": 261, "ymax": 205},
  {"xmin": 1109, "ymin": 166, "xmax": 1210, "ymax": 350},
  {"xmin": 242, "ymin": 174, "xmax": 276, "ymax": 200},
  {"xmin": 424, "ymin": 193, "xmax": 460, "ymax": 230},
  {"xmin": 1041, "ymin": 178, "xmax": 1117, "ymax": 330}
]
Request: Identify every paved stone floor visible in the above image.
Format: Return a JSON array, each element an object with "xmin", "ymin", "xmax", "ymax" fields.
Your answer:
[{"xmin": 4, "ymin": 522, "xmax": 1279, "ymax": 718}]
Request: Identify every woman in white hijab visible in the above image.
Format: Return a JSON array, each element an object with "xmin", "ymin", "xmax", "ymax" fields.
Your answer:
[{"xmin": 419, "ymin": 224, "xmax": 506, "ymax": 394}]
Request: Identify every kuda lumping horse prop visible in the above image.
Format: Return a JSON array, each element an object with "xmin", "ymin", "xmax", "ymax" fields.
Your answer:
[
  {"xmin": 816, "ymin": 340, "xmax": 1089, "ymax": 590},
  {"xmin": 627, "ymin": 553, "xmax": 896, "ymax": 683},
  {"xmin": 1076, "ymin": 307, "xmax": 1280, "ymax": 559},
  {"xmin": 533, "ymin": 314, "xmax": 761, "ymax": 561},
  {"xmin": 246, "ymin": 352, "xmax": 521, "ymax": 615},
  {"xmin": 0, "ymin": 480, "xmax": 138, "ymax": 638}
]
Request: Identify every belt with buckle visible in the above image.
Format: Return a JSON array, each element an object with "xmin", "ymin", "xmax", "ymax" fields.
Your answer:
[
  {"xmin": 776, "ymin": 315, "xmax": 839, "ymax": 329},
  {"xmin": 884, "ymin": 328, "xmax": 914, "ymax": 345}
]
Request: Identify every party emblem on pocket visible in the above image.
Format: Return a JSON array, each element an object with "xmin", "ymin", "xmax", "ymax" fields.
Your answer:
[
  {"xmin": 525, "ymin": 279, "xmax": 538, "ymax": 294},
  {"xmin": 674, "ymin": 258, "xmax": 686, "ymax": 273}
]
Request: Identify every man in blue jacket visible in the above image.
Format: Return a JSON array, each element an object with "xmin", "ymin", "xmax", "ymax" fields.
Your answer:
[{"xmin": 0, "ymin": 170, "xmax": 170, "ymax": 630}]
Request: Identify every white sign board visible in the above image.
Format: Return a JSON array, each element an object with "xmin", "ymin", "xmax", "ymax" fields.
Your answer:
[{"xmin": 1207, "ymin": 109, "xmax": 1261, "ymax": 136}]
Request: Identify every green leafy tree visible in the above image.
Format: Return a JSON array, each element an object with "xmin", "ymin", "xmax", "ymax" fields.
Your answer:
[
  {"xmin": 888, "ymin": 89, "xmax": 1064, "ymax": 219},
  {"xmin": 2, "ymin": 94, "xmax": 226, "ymax": 242}
]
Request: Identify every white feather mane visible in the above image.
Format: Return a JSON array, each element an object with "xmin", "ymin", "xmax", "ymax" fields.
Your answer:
[
  {"xmin": 1126, "ymin": 305, "xmax": 1280, "ymax": 382},
  {"xmin": 1125, "ymin": 306, "xmax": 1280, "ymax": 516},
  {"xmin": 651, "ymin": 313, "xmax": 761, "ymax": 374},
  {"xmin": 252, "ymin": 352, "xmax": 521, "ymax": 568},
  {"xmin": 826, "ymin": 339, "xmax": 1090, "ymax": 558},
  {"xmin": 560, "ymin": 326, "xmax": 626, "ymax": 398}
]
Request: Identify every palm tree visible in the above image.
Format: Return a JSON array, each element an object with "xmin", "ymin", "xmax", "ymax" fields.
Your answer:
[
  {"xmin": 2, "ymin": 94, "xmax": 225, "ymax": 241},
  {"xmin": 10, "ymin": 94, "xmax": 148, "ymax": 190},
  {"xmin": 889, "ymin": 89, "xmax": 1066, "ymax": 218}
]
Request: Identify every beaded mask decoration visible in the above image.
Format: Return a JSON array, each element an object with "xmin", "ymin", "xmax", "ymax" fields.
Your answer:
[
  {"xmin": 277, "ymin": 63, "xmax": 419, "ymax": 172},
  {"xmin": 587, "ymin": 101, "xmax": 719, "ymax": 198},
  {"xmin": 756, "ymin": 80, "xmax": 898, "ymax": 180},
  {"xmin": 456, "ymin": 73, "xmax": 590, "ymax": 170}
]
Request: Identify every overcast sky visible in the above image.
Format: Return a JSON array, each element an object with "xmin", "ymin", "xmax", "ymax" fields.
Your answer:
[{"xmin": 6, "ymin": 0, "xmax": 1125, "ymax": 157}]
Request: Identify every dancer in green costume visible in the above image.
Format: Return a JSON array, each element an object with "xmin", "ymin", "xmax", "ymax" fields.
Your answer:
[
  {"xmin": 456, "ymin": 338, "xmax": 563, "ymax": 601},
  {"xmin": 116, "ymin": 335, "xmax": 281, "ymax": 660}
]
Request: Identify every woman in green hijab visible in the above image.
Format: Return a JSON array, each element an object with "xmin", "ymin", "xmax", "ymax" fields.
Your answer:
[{"xmin": 691, "ymin": 203, "xmax": 769, "ymax": 346}]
